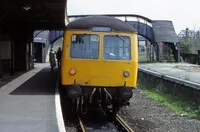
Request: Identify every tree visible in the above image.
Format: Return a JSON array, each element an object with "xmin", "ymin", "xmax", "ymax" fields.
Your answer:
[{"xmin": 179, "ymin": 37, "xmax": 194, "ymax": 53}]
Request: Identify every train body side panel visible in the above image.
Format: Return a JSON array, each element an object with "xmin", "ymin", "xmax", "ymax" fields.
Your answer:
[{"xmin": 61, "ymin": 30, "xmax": 138, "ymax": 88}]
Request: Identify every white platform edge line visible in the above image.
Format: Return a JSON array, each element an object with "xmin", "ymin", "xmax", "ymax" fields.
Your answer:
[{"xmin": 55, "ymin": 74, "xmax": 66, "ymax": 132}]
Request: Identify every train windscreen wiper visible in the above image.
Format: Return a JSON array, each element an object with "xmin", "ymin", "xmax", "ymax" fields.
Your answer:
[{"xmin": 115, "ymin": 35, "xmax": 130, "ymax": 45}]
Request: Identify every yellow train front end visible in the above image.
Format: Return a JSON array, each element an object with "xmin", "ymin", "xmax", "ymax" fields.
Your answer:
[
  {"xmin": 61, "ymin": 16, "xmax": 138, "ymax": 114},
  {"xmin": 61, "ymin": 31, "xmax": 138, "ymax": 87}
]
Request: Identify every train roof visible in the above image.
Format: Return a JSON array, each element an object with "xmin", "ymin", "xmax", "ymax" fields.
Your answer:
[{"xmin": 66, "ymin": 16, "xmax": 137, "ymax": 33}]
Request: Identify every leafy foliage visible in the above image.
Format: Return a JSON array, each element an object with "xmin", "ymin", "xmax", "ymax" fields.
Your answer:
[
  {"xmin": 137, "ymin": 80, "xmax": 200, "ymax": 119},
  {"xmin": 179, "ymin": 37, "xmax": 200, "ymax": 54},
  {"xmin": 180, "ymin": 37, "xmax": 194, "ymax": 53}
]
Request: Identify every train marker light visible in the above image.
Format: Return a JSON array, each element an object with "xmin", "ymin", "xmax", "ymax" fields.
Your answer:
[
  {"xmin": 69, "ymin": 69, "xmax": 76, "ymax": 75},
  {"xmin": 123, "ymin": 71, "xmax": 130, "ymax": 77}
]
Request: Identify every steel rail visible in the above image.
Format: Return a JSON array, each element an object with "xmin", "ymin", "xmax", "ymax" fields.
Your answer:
[
  {"xmin": 115, "ymin": 114, "xmax": 135, "ymax": 132},
  {"xmin": 78, "ymin": 116, "xmax": 86, "ymax": 132}
]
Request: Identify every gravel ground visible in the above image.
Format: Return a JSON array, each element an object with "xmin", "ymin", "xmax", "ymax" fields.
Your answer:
[{"xmin": 119, "ymin": 88, "xmax": 200, "ymax": 132}]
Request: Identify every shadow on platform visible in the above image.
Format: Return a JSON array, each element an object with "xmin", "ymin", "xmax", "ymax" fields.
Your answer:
[{"xmin": 10, "ymin": 68, "xmax": 57, "ymax": 95}]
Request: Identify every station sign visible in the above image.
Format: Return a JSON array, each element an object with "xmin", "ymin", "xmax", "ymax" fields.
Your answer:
[{"xmin": 91, "ymin": 27, "xmax": 112, "ymax": 32}]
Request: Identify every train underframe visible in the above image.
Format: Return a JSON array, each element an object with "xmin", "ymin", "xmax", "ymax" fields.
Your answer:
[{"xmin": 63, "ymin": 85, "xmax": 133, "ymax": 115}]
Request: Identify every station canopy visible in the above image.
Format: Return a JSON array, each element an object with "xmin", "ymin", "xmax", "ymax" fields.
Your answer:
[{"xmin": 0, "ymin": 0, "xmax": 67, "ymax": 30}]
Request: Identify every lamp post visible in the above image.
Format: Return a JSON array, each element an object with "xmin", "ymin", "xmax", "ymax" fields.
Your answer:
[
  {"xmin": 197, "ymin": 50, "xmax": 200, "ymax": 65},
  {"xmin": 176, "ymin": 42, "xmax": 180, "ymax": 62}
]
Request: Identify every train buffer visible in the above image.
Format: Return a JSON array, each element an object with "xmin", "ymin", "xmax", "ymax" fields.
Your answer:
[{"xmin": 0, "ymin": 63, "xmax": 65, "ymax": 132}]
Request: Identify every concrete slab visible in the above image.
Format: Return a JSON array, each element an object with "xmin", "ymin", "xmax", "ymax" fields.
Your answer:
[
  {"xmin": 139, "ymin": 63, "xmax": 200, "ymax": 84},
  {"xmin": 0, "ymin": 63, "xmax": 64, "ymax": 132}
]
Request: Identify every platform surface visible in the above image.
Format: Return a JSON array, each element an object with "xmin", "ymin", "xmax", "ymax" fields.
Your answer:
[
  {"xmin": 139, "ymin": 63, "xmax": 200, "ymax": 84},
  {"xmin": 0, "ymin": 63, "xmax": 62, "ymax": 132}
]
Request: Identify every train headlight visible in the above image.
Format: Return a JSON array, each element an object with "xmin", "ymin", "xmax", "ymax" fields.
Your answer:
[
  {"xmin": 69, "ymin": 68, "xmax": 76, "ymax": 76},
  {"xmin": 123, "ymin": 71, "xmax": 130, "ymax": 77}
]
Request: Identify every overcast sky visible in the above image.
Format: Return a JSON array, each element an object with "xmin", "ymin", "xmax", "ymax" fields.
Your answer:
[{"xmin": 67, "ymin": 0, "xmax": 200, "ymax": 34}]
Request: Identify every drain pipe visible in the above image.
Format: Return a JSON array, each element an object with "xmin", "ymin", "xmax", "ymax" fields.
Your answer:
[{"xmin": 198, "ymin": 50, "xmax": 200, "ymax": 65}]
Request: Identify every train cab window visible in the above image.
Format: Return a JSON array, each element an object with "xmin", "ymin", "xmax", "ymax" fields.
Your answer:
[
  {"xmin": 70, "ymin": 34, "xmax": 99, "ymax": 59},
  {"xmin": 103, "ymin": 35, "xmax": 131, "ymax": 60}
]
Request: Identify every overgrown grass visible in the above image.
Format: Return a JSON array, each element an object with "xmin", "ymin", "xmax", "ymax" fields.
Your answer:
[{"xmin": 137, "ymin": 81, "xmax": 200, "ymax": 119}]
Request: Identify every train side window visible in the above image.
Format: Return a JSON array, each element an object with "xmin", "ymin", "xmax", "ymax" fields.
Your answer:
[
  {"xmin": 70, "ymin": 34, "xmax": 99, "ymax": 59},
  {"xmin": 103, "ymin": 35, "xmax": 131, "ymax": 60}
]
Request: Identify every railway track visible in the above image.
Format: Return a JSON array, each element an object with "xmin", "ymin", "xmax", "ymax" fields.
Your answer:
[
  {"xmin": 77, "ymin": 113, "xmax": 134, "ymax": 132},
  {"xmin": 78, "ymin": 116, "xmax": 86, "ymax": 132},
  {"xmin": 58, "ymin": 76, "xmax": 134, "ymax": 132},
  {"xmin": 115, "ymin": 114, "xmax": 134, "ymax": 132}
]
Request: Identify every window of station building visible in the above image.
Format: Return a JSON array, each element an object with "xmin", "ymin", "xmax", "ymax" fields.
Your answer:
[
  {"xmin": 70, "ymin": 34, "xmax": 99, "ymax": 59},
  {"xmin": 103, "ymin": 35, "xmax": 131, "ymax": 60}
]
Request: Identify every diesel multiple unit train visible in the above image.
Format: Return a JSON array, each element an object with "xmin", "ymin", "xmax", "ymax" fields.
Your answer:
[{"xmin": 60, "ymin": 16, "xmax": 138, "ymax": 115}]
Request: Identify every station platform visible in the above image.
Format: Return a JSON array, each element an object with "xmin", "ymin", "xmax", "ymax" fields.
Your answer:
[
  {"xmin": 139, "ymin": 63, "xmax": 200, "ymax": 89},
  {"xmin": 0, "ymin": 63, "xmax": 65, "ymax": 132}
]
